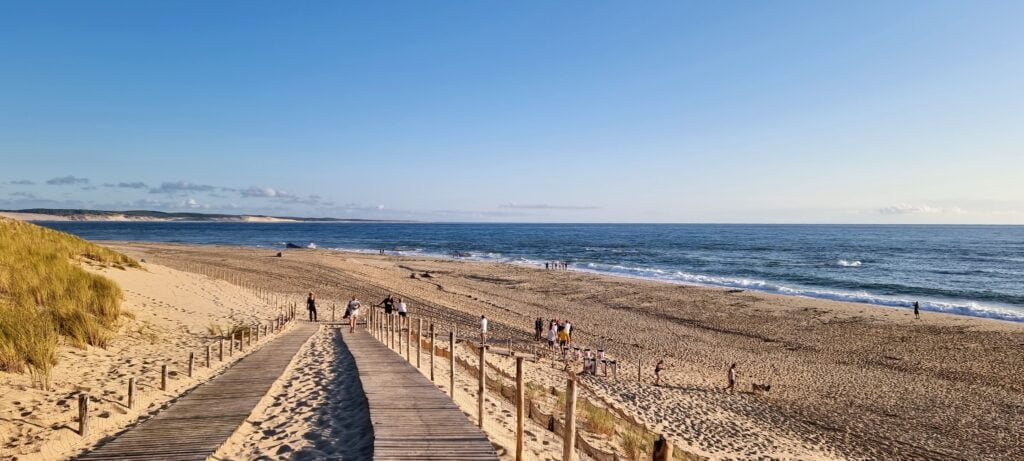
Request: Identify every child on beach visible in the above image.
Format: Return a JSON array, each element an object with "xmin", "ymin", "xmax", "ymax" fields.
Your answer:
[
  {"xmin": 654, "ymin": 359, "xmax": 664, "ymax": 386},
  {"xmin": 913, "ymin": 301, "xmax": 921, "ymax": 319},
  {"xmin": 306, "ymin": 292, "xmax": 317, "ymax": 322},
  {"xmin": 347, "ymin": 296, "xmax": 361, "ymax": 333},
  {"xmin": 725, "ymin": 363, "xmax": 737, "ymax": 393}
]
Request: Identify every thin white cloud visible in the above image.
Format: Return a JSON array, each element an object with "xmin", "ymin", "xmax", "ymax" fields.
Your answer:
[
  {"xmin": 46, "ymin": 175, "xmax": 90, "ymax": 185},
  {"xmin": 109, "ymin": 181, "xmax": 149, "ymax": 189},
  {"xmin": 877, "ymin": 203, "xmax": 966, "ymax": 215},
  {"xmin": 240, "ymin": 186, "xmax": 294, "ymax": 198},
  {"xmin": 7, "ymin": 179, "xmax": 35, "ymax": 185},
  {"xmin": 501, "ymin": 202, "xmax": 601, "ymax": 210},
  {"xmin": 149, "ymin": 181, "xmax": 216, "ymax": 194}
]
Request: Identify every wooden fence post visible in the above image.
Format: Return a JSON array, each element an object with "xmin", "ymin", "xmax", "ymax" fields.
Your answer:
[
  {"xmin": 516, "ymin": 356, "xmax": 525, "ymax": 461},
  {"xmin": 478, "ymin": 344, "xmax": 486, "ymax": 428},
  {"xmin": 417, "ymin": 318, "xmax": 423, "ymax": 368},
  {"xmin": 332, "ymin": 303, "xmax": 336, "ymax": 322},
  {"xmin": 406, "ymin": 319, "xmax": 412, "ymax": 361},
  {"xmin": 562, "ymin": 377, "xmax": 578, "ymax": 461},
  {"xmin": 247, "ymin": 327, "xmax": 252, "ymax": 347},
  {"xmin": 229, "ymin": 334, "xmax": 234, "ymax": 356},
  {"xmin": 653, "ymin": 434, "xmax": 674, "ymax": 461},
  {"xmin": 219, "ymin": 338, "xmax": 225, "ymax": 362},
  {"xmin": 78, "ymin": 393, "xmax": 89, "ymax": 436},
  {"xmin": 127, "ymin": 377, "xmax": 135, "ymax": 409},
  {"xmin": 188, "ymin": 352, "xmax": 195, "ymax": 378},
  {"xmin": 429, "ymin": 324, "xmax": 436, "ymax": 381},
  {"xmin": 206, "ymin": 345, "xmax": 211, "ymax": 368},
  {"xmin": 448, "ymin": 330, "xmax": 454, "ymax": 396},
  {"xmin": 161, "ymin": 364, "xmax": 168, "ymax": 391},
  {"xmin": 637, "ymin": 356, "xmax": 642, "ymax": 383}
]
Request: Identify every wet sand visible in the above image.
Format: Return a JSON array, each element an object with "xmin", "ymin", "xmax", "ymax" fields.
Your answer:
[{"xmin": 108, "ymin": 242, "xmax": 1024, "ymax": 460}]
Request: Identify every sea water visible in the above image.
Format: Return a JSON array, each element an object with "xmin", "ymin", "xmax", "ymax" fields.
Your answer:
[{"xmin": 40, "ymin": 222, "xmax": 1024, "ymax": 322}]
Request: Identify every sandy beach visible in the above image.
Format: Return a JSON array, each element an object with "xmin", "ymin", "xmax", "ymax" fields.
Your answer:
[{"xmin": 103, "ymin": 242, "xmax": 1024, "ymax": 460}]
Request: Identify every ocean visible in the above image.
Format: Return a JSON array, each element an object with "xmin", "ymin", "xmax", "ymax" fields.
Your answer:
[{"xmin": 39, "ymin": 222, "xmax": 1024, "ymax": 322}]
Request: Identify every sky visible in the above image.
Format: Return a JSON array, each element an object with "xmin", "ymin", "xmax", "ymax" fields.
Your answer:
[{"xmin": 1, "ymin": 1, "xmax": 1022, "ymax": 223}]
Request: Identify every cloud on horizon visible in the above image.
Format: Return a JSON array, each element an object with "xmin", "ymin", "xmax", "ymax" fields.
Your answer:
[
  {"xmin": 240, "ymin": 186, "xmax": 294, "ymax": 198},
  {"xmin": 7, "ymin": 179, "xmax": 35, "ymax": 185},
  {"xmin": 877, "ymin": 203, "xmax": 966, "ymax": 215},
  {"xmin": 500, "ymin": 202, "xmax": 601, "ymax": 210},
  {"xmin": 46, "ymin": 175, "xmax": 90, "ymax": 185},
  {"xmin": 103, "ymin": 181, "xmax": 149, "ymax": 189},
  {"xmin": 149, "ymin": 181, "xmax": 216, "ymax": 194}
]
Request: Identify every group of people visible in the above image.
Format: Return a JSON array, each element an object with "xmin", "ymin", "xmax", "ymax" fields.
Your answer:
[
  {"xmin": 304, "ymin": 292, "xmax": 370, "ymax": 333},
  {"xmin": 533, "ymin": 317, "xmax": 574, "ymax": 348},
  {"xmin": 544, "ymin": 261, "xmax": 569, "ymax": 270}
]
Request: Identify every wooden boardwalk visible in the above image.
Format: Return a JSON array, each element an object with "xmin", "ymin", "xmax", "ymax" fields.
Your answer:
[
  {"xmin": 343, "ymin": 329, "xmax": 499, "ymax": 461},
  {"xmin": 76, "ymin": 322, "xmax": 319, "ymax": 461}
]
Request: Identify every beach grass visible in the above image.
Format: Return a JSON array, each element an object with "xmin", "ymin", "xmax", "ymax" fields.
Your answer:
[{"xmin": 0, "ymin": 217, "xmax": 138, "ymax": 388}]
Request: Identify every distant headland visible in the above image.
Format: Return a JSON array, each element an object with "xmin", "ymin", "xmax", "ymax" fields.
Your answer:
[{"xmin": 0, "ymin": 208, "xmax": 410, "ymax": 223}]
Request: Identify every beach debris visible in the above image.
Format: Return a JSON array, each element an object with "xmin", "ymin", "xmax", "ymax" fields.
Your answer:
[{"xmin": 285, "ymin": 242, "xmax": 303, "ymax": 249}]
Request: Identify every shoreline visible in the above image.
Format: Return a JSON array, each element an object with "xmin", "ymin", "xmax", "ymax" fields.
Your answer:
[{"xmin": 105, "ymin": 239, "xmax": 1024, "ymax": 327}]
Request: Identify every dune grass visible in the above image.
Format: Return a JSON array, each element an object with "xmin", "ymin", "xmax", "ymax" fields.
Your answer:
[{"xmin": 0, "ymin": 217, "xmax": 138, "ymax": 389}]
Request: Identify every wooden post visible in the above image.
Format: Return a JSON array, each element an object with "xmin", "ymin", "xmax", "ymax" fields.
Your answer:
[
  {"xmin": 332, "ymin": 303, "xmax": 336, "ymax": 322},
  {"xmin": 417, "ymin": 318, "xmax": 423, "ymax": 368},
  {"xmin": 247, "ymin": 327, "xmax": 252, "ymax": 347},
  {"xmin": 637, "ymin": 356, "xmax": 642, "ymax": 383},
  {"xmin": 161, "ymin": 364, "xmax": 168, "ymax": 391},
  {"xmin": 562, "ymin": 377, "xmax": 578, "ymax": 461},
  {"xmin": 429, "ymin": 324, "xmax": 436, "ymax": 381},
  {"xmin": 653, "ymin": 434, "xmax": 674, "ymax": 461},
  {"xmin": 127, "ymin": 377, "xmax": 135, "ymax": 409},
  {"xmin": 255, "ymin": 324, "xmax": 260, "ymax": 342},
  {"xmin": 206, "ymin": 345, "xmax": 211, "ymax": 368},
  {"xmin": 219, "ymin": 338, "xmax": 225, "ymax": 361},
  {"xmin": 229, "ymin": 334, "xmax": 234, "ymax": 356},
  {"xmin": 478, "ymin": 344, "xmax": 486, "ymax": 428},
  {"xmin": 448, "ymin": 330, "xmax": 455, "ymax": 396},
  {"xmin": 188, "ymin": 352, "xmax": 195, "ymax": 378},
  {"xmin": 406, "ymin": 319, "xmax": 412, "ymax": 361},
  {"xmin": 78, "ymin": 393, "xmax": 89, "ymax": 436},
  {"xmin": 515, "ymin": 356, "xmax": 525, "ymax": 461}
]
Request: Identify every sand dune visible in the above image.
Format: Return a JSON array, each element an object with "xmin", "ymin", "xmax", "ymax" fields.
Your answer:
[{"xmin": 0, "ymin": 263, "xmax": 280, "ymax": 460}]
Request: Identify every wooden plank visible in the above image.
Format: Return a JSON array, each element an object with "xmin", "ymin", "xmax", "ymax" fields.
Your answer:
[
  {"xmin": 343, "ymin": 329, "xmax": 499, "ymax": 461},
  {"xmin": 76, "ymin": 322, "xmax": 318, "ymax": 461}
]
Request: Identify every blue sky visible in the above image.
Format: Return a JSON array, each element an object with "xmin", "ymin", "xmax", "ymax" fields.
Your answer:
[{"xmin": 1, "ymin": 1, "xmax": 1021, "ymax": 223}]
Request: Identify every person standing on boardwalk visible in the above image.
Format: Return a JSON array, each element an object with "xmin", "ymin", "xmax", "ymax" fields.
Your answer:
[
  {"xmin": 479, "ymin": 315, "xmax": 489, "ymax": 346},
  {"xmin": 306, "ymin": 292, "xmax": 318, "ymax": 322},
  {"xmin": 913, "ymin": 301, "xmax": 921, "ymax": 319},
  {"xmin": 725, "ymin": 363, "xmax": 737, "ymax": 393},
  {"xmin": 397, "ymin": 297, "xmax": 408, "ymax": 317},
  {"xmin": 347, "ymin": 296, "xmax": 361, "ymax": 333},
  {"xmin": 377, "ymin": 294, "xmax": 395, "ymax": 315}
]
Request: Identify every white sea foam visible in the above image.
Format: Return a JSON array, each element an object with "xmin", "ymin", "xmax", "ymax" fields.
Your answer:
[
  {"xmin": 306, "ymin": 242, "xmax": 317, "ymax": 249},
  {"xmin": 574, "ymin": 262, "xmax": 1024, "ymax": 322},
  {"xmin": 837, "ymin": 259, "xmax": 862, "ymax": 267},
  {"xmin": 316, "ymin": 246, "xmax": 1023, "ymax": 323}
]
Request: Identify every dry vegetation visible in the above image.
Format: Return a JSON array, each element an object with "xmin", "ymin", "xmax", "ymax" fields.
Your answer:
[{"xmin": 0, "ymin": 217, "xmax": 138, "ymax": 389}]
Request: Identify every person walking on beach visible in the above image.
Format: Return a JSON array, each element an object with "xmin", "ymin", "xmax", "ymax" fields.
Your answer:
[
  {"xmin": 347, "ymin": 296, "xmax": 361, "ymax": 333},
  {"xmin": 564, "ymin": 320, "xmax": 573, "ymax": 346},
  {"xmin": 397, "ymin": 297, "xmax": 408, "ymax": 317},
  {"xmin": 306, "ymin": 292, "xmax": 318, "ymax": 322},
  {"xmin": 377, "ymin": 294, "xmax": 395, "ymax": 315},
  {"xmin": 534, "ymin": 317, "xmax": 543, "ymax": 341},
  {"xmin": 654, "ymin": 359, "xmax": 665, "ymax": 386},
  {"xmin": 725, "ymin": 363, "xmax": 737, "ymax": 393},
  {"xmin": 913, "ymin": 301, "xmax": 921, "ymax": 320},
  {"xmin": 547, "ymin": 321, "xmax": 558, "ymax": 349},
  {"xmin": 479, "ymin": 315, "xmax": 489, "ymax": 346}
]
